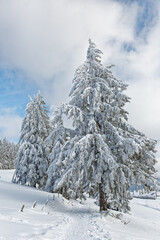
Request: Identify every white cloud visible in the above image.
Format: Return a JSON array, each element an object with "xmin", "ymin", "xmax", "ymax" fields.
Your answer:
[
  {"xmin": 0, "ymin": 108, "xmax": 22, "ymax": 142},
  {"xmin": 0, "ymin": 0, "xmax": 138, "ymax": 100},
  {"xmin": 119, "ymin": 8, "xmax": 160, "ymax": 140},
  {"xmin": 0, "ymin": 0, "xmax": 160, "ymax": 163}
]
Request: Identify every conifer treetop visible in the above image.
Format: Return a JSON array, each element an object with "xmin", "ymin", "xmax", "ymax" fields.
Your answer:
[{"xmin": 87, "ymin": 39, "xmax": 103, "ymax": 63}]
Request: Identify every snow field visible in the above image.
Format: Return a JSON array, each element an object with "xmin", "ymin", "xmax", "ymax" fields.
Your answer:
[{"xmin": 0, "ymin": 170, "xmax": 160, "ymax": 240}]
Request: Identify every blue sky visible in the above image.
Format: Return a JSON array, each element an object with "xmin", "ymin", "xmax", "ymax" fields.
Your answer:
[
  {"xmin": 0, "ymin": 0, "xmax": 160, "ymax": 154},
  {"xmin": 0, "ymin": 68, "xmax": 38, "ymax": 116}
]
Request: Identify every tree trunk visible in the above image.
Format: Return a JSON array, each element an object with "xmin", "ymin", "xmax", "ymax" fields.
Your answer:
[{"xmin": 99, "ymin": 182, "xmax": 107, "ymax": 211}]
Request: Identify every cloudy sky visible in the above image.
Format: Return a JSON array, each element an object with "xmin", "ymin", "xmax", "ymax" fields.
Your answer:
[{"xmin": 0, "ymin": 0, "xmax": 160, "ymax": 163}]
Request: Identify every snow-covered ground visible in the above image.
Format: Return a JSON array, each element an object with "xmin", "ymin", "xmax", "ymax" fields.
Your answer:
[{"xmin": 0, "ymin": 170, "xmax": 160, "ymax": 240}]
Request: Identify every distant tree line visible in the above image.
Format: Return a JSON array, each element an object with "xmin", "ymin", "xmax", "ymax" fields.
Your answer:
[
  {"xmin": 12, "ymin": 40, "xmax": 157, "ymax": 212},
  {"xmin": 0, "ymin": 138, "xmax": 19, "ymax": 169}
]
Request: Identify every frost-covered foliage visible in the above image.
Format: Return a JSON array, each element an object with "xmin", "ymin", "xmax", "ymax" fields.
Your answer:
[
  {"xmin": 0, "ymin": 138, "xmax": 19, "ymax": 169},
  {"xmin": 46, "ymin": 40, "xmax": 156, "ymax": 212},
  {"xmin": 12, "ymin": 91, "xmax": 51, "ymax": 189},
  {"xmin": 45, "ymin": 107, "xmax": 75, "ymax": 193}
]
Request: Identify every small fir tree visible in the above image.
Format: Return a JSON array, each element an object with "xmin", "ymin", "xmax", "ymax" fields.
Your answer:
[{"xmin": 12, "ymin": 91, "xmax": 51, "ymax": 189}]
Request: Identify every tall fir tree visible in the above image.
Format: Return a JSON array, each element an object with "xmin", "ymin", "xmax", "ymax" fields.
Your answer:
[
  {"xmin": 12, "ymin": 91, "xmax": 51, "ymax": 189},
  {"xmin": 46, "ymin": 40, "xmax": 157, "ymax": 212}
]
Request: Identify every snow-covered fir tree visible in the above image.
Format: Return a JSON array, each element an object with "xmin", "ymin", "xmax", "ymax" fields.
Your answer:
[
  {"xmin": 12, "ymin": 91, "xmax": 51, "ymax": 189},
  {"xmin": 46, "ymin": 40, "xmax": 157, "ymax": 212},
  {"xmin": 0, "ymin": 138, "xmax": 19, "ymax": 169}
]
